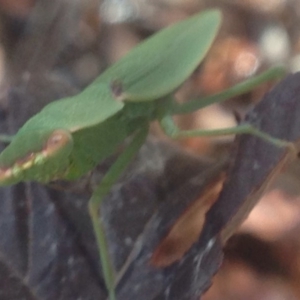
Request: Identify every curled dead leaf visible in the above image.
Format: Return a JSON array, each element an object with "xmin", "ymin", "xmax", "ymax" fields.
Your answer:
[{"xmin": 151, "ymin": 173, "xmax": 226, "ymax": 267}]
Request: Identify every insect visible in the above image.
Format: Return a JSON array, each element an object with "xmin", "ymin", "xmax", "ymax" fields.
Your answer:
[{"xmin": 0, "ymin": 9, "xmax": 289, "ymax": 300}]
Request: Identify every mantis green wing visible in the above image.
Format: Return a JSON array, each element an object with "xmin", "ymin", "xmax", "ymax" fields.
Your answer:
[
  {"xmin": 0, "ymin": 9, "xmax": 221, "ymax": 185},
  {"xmin": 99, "ymin": 9, "xmax": 221, "ymax": 101}
]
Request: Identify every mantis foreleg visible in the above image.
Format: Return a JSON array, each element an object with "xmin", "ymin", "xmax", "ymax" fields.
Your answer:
[{"xmin": 88, "ymin": 125, "xmax": 149, "ymax": 300}]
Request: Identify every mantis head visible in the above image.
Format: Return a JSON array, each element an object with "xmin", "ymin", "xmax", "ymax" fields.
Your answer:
[{"xmin": 0, "ymin": 129, "xmax": 73, "ymax": 185}]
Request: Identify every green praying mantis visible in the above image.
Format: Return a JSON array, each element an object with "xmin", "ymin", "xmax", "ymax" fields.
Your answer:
[{"xmin": 0, "ymin": 9, "xmax": 291, "ymax": 300}]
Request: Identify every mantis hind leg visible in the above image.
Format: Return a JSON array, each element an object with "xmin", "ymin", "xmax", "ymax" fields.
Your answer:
[
  {"xmin": 158, "ymin": 67, "xmax": 290, "ymax": 149},
  {"xmin": 172, "ymin": 67, "xmax": 285, "ymax": 115},
  {"xmin": 88, "ymin": 125, "xmax": 148, "ymax": 300},
  {"xmin": 159, "ymin": 114, "xmax": 291, "ymax": 149}
]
